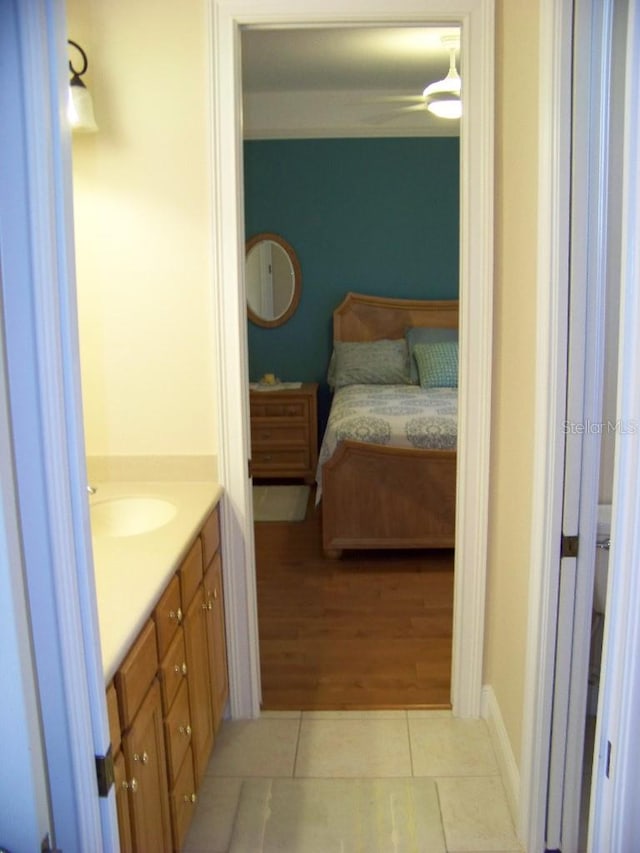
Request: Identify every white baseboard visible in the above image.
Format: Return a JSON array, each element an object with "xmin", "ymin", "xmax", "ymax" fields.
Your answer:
[{"xmin": 482, "ymin": 684, "xmax": 520, "ymax": 829}]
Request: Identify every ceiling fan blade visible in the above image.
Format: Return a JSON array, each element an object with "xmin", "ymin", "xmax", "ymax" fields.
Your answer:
[
  {"xmin": 363, "ymin": 103, "xmax": 428, "ymax": 124},
  {"xmin": 363, "ymin": 94, "xmax": 425, "ymax": 105}
]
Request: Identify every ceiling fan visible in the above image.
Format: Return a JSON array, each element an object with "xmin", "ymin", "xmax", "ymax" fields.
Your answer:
[{"xmin": 364, "ymin": 34, "xmax": 462, "ymax": 124}]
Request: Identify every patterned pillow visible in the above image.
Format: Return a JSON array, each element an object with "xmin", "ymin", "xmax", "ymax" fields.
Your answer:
[
  {"xmin": 332, "ymin": 339, "xmax": 409, "ymax": 388},
  {"xmin": 405, "ymin": 327, "xmax": 458, "ymax": 383},
  {"xmin": 413, "ymin": 341, "xmax": 458, "ymax": 388}
]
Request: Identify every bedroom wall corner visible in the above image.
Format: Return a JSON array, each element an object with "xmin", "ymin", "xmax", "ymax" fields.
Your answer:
[
  {"xmin": 66, "ymin": 0, "xmax": 218, "ymax": 461},
  {"xmin": 483, "ymin": 0, "xmax": 540, "ymax": 781}
]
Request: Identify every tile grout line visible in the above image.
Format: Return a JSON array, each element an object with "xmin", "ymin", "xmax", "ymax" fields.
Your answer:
[
  {"xmin": 220, "ymin": 777, "xmax": 245, "ymax": 853},
  {"xmin": 291, "ymin": 710, "xmax": 303, "ymax": 777},
  {"xmin": 406, "ymin": 710, "xmax": 417, "ymax": 778}
]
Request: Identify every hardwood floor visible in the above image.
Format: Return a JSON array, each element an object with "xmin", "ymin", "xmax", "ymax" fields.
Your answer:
[{"xmin": 254, "ymin": 488, "xmax": 454, "ymax": 710}]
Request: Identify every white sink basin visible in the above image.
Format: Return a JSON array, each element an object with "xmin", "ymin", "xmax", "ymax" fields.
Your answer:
[{"xmin": 90, "ymin": 496, "xmax": 177, "ymax": 538}]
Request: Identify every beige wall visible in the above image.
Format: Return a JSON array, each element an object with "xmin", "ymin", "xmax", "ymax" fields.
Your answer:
[
  {"xmin": 67, "ymin": 0, "xmax": 217, "ymax": 459},
  {"xmin": 484, "ymin": 0, "xmax": 539, "ymax": 766}
]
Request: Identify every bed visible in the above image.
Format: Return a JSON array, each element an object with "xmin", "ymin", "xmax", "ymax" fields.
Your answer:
[{"xmin": 317, "ymin": 292, "xmax": 458, "ymax": 557}]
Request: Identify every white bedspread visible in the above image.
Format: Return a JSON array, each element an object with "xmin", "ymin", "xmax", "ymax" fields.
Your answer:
[{"xmin": 315, "ymin": 384, "xmax": 457, "ymax": 501}]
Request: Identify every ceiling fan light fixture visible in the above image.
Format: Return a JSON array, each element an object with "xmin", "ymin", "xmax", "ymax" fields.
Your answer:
[
  {"xmin": 423, "ymin": 42, "xmax": 461, "ymax": 120},
  {"xmin": 425, "ymin": 91, "xmax": 462, "ymax": 120}
]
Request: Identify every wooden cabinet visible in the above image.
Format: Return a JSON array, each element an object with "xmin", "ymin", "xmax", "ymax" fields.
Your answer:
[
  {"xmin": 113, "ymin": 749, "xmax": 133, "ymax": 853},
  {"xmin": 183, "ymin": 581, "xmax": 215, "ymax": 789},
  {"xmin": 204, "ymin": 552, "xmax": 228, "ymax": 730},
  {"xmin": 107, "ymin": 502, "xmax": 228, "ymax": 852},
  {"xmin": 122, "ymin": 679, "xmax": 172, "ymax": 852},
  {"xmin": 114, "ymin": 622, "xmax": 172, "ymax": 853},
  {"xmin": 249, "ymin": 382, "xmax": 318, "ymax": 482}
]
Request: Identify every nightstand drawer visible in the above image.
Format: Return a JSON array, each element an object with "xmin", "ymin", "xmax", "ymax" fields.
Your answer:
[
  {"xmin": 252, "ymin": 448, "xmax": 309, "ymax": 470},
  {"xmin": 251, "ymin": 423, "xmax": 308, "ymax": 446},
  {"xmin": 250, "ymin": 399, "xmax": 308, "ymax": 419}
]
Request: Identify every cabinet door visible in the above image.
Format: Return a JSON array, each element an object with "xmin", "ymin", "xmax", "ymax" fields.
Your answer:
[
  {"xmin": 204, "ymin": 553, "xmax": 229, "ymax": 731},
  {"xmin": 113, "ymin": 750, "xmax": 133, "ymax": 853},
  {"xmin": 184, "ymin": 585, "xmax": 215, "ymax": 788},
  {"xmin": 122, "ymin": 680, "xmax": 172, "ymax": 853},
  {"xmin": 169, "ymin": 744, "xmax": 198, "ymax": 851}
]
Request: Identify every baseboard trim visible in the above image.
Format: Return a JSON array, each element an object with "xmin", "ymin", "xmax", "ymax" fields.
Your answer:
[{"xmin": 481, "ymin": 684, "xmax": 520, "ymax": 829}]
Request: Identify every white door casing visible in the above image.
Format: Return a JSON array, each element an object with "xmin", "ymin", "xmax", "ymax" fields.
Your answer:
[
  {"xmin": 545, "ymin": 1, "xmax": 615, "ymax": 849},
  {"xmin": 589, "ymin": 0, "xmax": 640, "ymax": 847},
  {"xmin": 208, "ymin": 0, "xmax": 495, "ymax": 719}
]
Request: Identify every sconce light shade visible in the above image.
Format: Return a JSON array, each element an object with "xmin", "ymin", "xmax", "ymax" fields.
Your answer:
[{"xmin": 67, "ymin": 40, "xmax": 98, "ymax": 133}]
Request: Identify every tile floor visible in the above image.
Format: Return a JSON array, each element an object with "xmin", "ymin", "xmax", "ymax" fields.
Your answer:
[{"xmin": 183, "ymin": 710, "xmax": 522, "ymax": 853}]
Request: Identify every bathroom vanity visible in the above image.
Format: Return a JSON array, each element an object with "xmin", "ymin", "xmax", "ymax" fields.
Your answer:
[{"xmin": 92, "ymin": 481, "xmax": 227, "ymax": 852}]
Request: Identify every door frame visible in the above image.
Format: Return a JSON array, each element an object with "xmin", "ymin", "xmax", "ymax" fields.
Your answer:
[
  {"xmin": 545, "ymin": 0, "xmax": 616, "ymax": 848},
  {"xmin": 589, "ymin": 0, "xmax": 640, "ymax": 846},
  {"xmin": 208, "ymin": 0, "xmax": 495, "ymax": 719}
]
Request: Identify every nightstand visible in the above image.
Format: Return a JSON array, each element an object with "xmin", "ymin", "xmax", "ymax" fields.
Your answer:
[{"xmin": 249, "ymin": 382, "xmax": 318, "ymax": 483}]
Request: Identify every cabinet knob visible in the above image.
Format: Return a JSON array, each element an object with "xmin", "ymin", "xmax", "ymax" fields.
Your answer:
[
  {"xmin": 169, "ymin": 607, "xmax": 183, "ymax": 624},
  {"xmin": 183, "ymin": 793, "xmax": 197, "ymax": 804},
  {"xmin": 178, "ymin": 724, "xmax": 192, "ymax": 737},
  {"xmin": 133, "ymin": 751, "xmax": 149, "ymax": 765},
  {"xmin": 174, "ymin": 662, "xmax": 188, "ymax": 676},
  {"xmin": 123, "ymin": 778, "xmax": 138, "ymax": 793}
]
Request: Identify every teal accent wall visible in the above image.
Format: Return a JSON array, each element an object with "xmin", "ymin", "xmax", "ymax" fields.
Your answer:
[{"xmin": 243, "ymin": 137, "xmax": 460, "ymax": 428}]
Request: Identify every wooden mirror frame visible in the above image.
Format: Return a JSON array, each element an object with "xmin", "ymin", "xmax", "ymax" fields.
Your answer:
[{"xmin": 245, "ymin": 232, "xmax": 302, "ymax": 328}]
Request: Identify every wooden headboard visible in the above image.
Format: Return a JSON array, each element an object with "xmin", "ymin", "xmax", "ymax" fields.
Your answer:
[{"xmin": 333, "ymin": 292, "xmax": 459, "ymax": 342}]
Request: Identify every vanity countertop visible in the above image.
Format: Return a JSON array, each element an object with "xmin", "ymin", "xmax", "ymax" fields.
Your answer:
[{"xmin": 90, "ymin": 480, "xmax": 223, "ymax": 681}]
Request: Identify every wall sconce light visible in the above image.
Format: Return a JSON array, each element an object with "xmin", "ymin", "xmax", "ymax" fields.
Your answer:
[{"xmin": 67, "ymin": 39, "xmax": 98, "ymax": 133}]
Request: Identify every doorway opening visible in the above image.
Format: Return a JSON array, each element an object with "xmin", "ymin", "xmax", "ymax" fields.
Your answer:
[
  {"xmin": 242, "ymin": 26, "xmax": 461, "ymax": 710},
  {"xmin": 210, "ymin": 0, "xmax": 494, "ymax": 721}
]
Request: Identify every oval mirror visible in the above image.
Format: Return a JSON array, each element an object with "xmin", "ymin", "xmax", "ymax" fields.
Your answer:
[{"xmin": 246, "ymin": 232, "xmax": 302, "ymax": 328}]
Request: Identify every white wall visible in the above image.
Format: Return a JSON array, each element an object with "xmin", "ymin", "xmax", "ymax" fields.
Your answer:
[{"xmin": 67, "ymin": 0, "xmax": 217, "ymax": 462}]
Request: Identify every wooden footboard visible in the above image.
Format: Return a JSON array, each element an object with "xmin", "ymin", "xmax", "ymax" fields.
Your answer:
[{"xmin": 321, "ymin": 440, "xmax": 456, "ymax": 556}]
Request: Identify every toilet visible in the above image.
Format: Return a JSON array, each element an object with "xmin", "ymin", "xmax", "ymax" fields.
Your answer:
[{"xmin": 593, "ymin": 504, "xmax": 611, "ymax": 615}]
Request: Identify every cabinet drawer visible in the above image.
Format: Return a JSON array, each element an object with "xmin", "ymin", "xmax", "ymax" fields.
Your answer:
[
  {"xmin": 158, "ymin": 626, "xmax": 188, "ymax": 714},
  {"xmin": 116, "ymin": 620, "xmax": 158, "ymax": 730},
  {"xmin": 180, "ymin": 537, "xmax": 203, "ymax": 610},
  {"xmin": 164, "ymin": 679, "xmax": 193, "ymax": 788},
  {"xmin": 169, "ymin": 744, "xmax": 197, "ymax": 852},
  {"xmin": 253, "ymin": 448, "xmax": 309, "ymax": 469},
  {"xmin": 154, "ymin": 574, "xmax": 182, "ymax": 660},
  {"xmin": 251, "ymin": 423, "xmax": 308, "ymax": 446},
  {"xmin": 201, "ymin": 507, "xmax": 220, "ymax": 568},
  {"xmin": 107, "ymin": 681, "xmax": 121, "ymax": 755},
  {"xmin": 250, "ymin": 399, "xmax": 308, "ymax": 419}
]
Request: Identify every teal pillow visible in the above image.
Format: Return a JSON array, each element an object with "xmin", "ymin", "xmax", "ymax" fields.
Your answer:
[
  {"xmin": 332, "ymin": 339, "xmax": 409, "ymax": 388},
  {"xmin": 413, "ymin": 341, "xmax": 458, "ymax": 388},
  {"xmin": 406, "ymin": 327, "xmax": 458, "ymax": 383}
]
